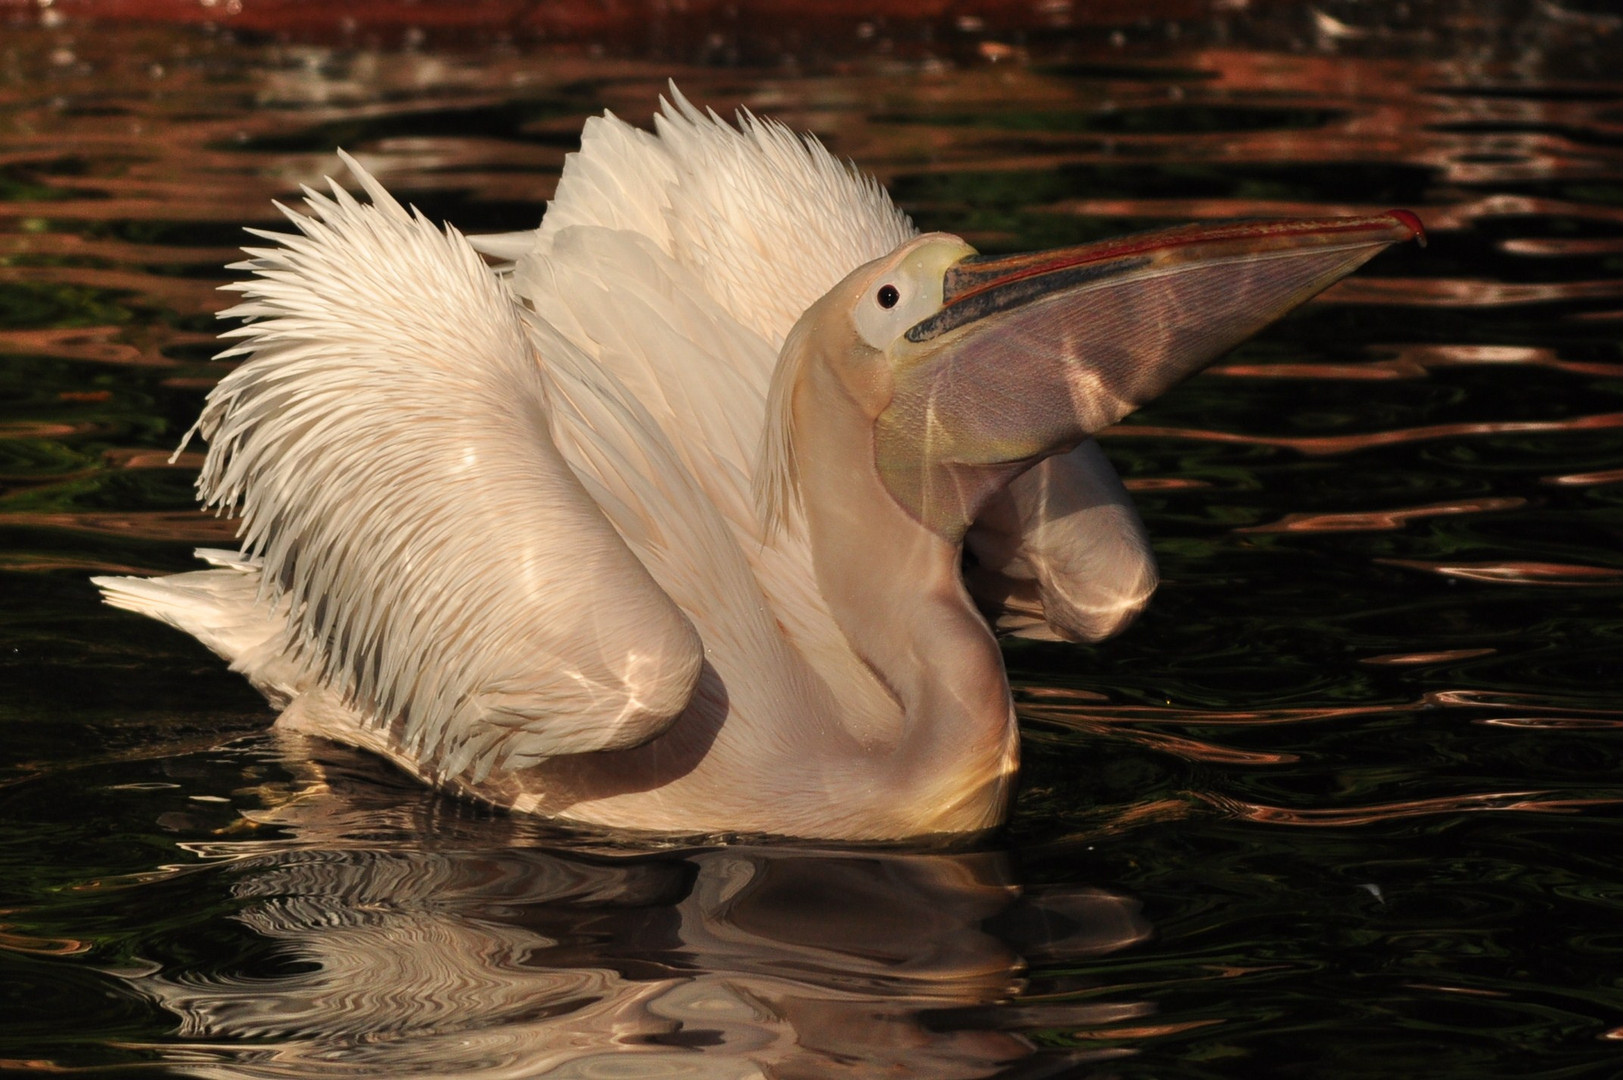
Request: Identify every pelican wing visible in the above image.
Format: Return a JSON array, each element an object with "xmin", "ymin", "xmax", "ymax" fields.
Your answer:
[
  {"xmin": 484, "ymin": 91, "xmax": 1155, "ymax": 651},
  {"xmin": 521, "ymin": 223, "xmax": 901, "ymax": 744},
  {"xmin": 192, "ymin": 154, "xmax": 703, "ymax": 783}
]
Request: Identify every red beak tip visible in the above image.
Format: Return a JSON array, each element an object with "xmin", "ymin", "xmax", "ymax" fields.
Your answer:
[{"xmin": 1385, "ymin": 208, "xmax": 1428, "ymax": 248}]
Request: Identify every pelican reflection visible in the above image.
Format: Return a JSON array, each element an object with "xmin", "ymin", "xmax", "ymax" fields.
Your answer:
[{"xmin": 131, "ymin": 744, "xmax": 1152, "ymax": 1078}]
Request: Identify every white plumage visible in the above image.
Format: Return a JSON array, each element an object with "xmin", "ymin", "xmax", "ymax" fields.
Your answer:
[{"xmin": 96, "ymin": 86, "xmax": 1420, "ymax": 839}]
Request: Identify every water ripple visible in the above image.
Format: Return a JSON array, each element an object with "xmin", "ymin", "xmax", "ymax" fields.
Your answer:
[
  {"xmin": 0, "ymin": 510, "xmax": 238, "ymax": 542},
  {"xmin": 1376, "ymin": 558, "xmax": 1623, "ymax": 585},
  {"xmin": 1237, "ymin": 496, "xmax": 1526, "ymax": 534},
  {"xmin": 1200, "ymin": 790, "xmax": 1620, "ymax": 826},
  {"xmin": 1103, "ymin": 410, "xmax": 1623, "ymax": 456}
]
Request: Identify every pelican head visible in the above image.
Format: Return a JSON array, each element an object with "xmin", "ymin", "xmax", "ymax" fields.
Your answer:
[
  {"xmin": 750, "ymin": 211, "xmax": 1420, "ymax": 834},
  {"xmin": 766, "ymin": 212, "xmax": 1425, "ymax": 543}
]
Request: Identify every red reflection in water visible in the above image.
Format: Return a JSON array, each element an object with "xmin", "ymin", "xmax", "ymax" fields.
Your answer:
[
  {"xmin": 1403, "ymin": 984, "xmax": 1509, "ymax": 999},
  {"xmin": 1238, "ymin": 496, "xmax": 1524, "ymax": 534},
  {"xmin": 45, "ymin": 0, "xmax": 1219, "ymax": 38},
  {"xmin": 1019, "ymin": 686, "xmax": 1110, "ymax": 702},
  {"xmin": 1210, "ymin": 360, "xmax": 1418, "ymax": 380},
  {"xmin": 0, "ymin": 925, "xmax": 91, "ymax": 957},
  {"xmin": 1035, "ymin": 691, "xmax": 1621, "ymax": 720},
  {"xmin": 0, "ymin": 555, "xmax": 173, "ymax": 574},
  {"xmin": 1069, "ymin": 1017, "xmax": 1224, "ymax": 1042},
  {"xmin": 1022, "ymin": 700, "xmax": 1396, "ymax": 727},
  {"xmin": 0, "ymin": 328, "xmax": 212, "ymax": 373},
  {"xmin": 1046, "ymin": 192, "xmax": 1623, "ymax": 244},
  {"xmin": 1213, "ymin": 345, "xmax": 1623, "ymax": 382},
  {"xmin": 1200, "ymin": 790, "xmax": 1618, "ymax": 826},
  {"xmin": 1429, "ymin": 195, "xmax": 1623, "ymax": 231},
  {"xmin": 1501, "ymin": 237, "xmax": 1623, "ymax": 257},
  {"xmin": 1477, "ymin": 717, "xmax": 1623, "ymax": 730},
  {"xmin": 1, "ymin": 511, "xmax": 239, "ymax": 542},
  {"xmin": 1021, "ymin": 688, "xmax": 1623, "ymax": 780},
  {"xmin": 1102, "ymin": 410, "xmax": 1623, "ymax": 457},
  {"xmin": 101, "ymin": 449, "xmax": 208, "ymax": 471},
  {"xmin": 1386, "ymin": 344, "xmax": 1623, "ymax": 378},
  {"xmin": 1377, "ymin": 558, "xmax": 1623, "ymax": 585},
  {"xmin": 0, "ymin": 420, "xmax": 104, "ymax": 439},
  {"xmin": 1121, "ymin": 476, "xmax": 1212, "ymax": 491},
  {"xmin": 1063, "ymin": 797, "xmax": 1198, "ymax": 840},
  {"xmin": 1039, "ymin": 718, "xmax": 1300, "ymax": 766},
  {"xmin": 1328, "ymin": 276, "xmax": 1623, "ymax": 307},
  {"xmin": 1360, "ymin": 648, "xmax": 1498, "ymax": 665},
  {"xmin": 1542, "ymin": 467, "xmax": 1623, "ymax": 487},
  {"xmin": 1424, "ymin": 689, "xmax": 1623, "ymax": 713}
]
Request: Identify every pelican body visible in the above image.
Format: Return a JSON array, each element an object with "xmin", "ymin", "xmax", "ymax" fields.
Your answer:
[{"xmin": 95, "ymin": 89, "xmax": 1422, "ymax": 840}]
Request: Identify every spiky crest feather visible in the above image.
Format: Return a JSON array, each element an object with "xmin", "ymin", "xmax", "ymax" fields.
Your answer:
[
  {"xmin": 493, "ymin": 84, "xmax": 914, "ymax": 537},
  {"xmin": 182, "ymin": 151, "xmax": 704, "ymax": 784}
]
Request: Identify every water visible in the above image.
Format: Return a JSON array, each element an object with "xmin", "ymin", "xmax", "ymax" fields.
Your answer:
[{"xmin": 4, "ymin": 3, "xmax": 1623, "ymax": 1076}]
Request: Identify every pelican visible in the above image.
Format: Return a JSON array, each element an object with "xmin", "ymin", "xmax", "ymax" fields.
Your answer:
[{"xmin": 94, "ymin": 88, "xmax": 1422, "ymax": 840}]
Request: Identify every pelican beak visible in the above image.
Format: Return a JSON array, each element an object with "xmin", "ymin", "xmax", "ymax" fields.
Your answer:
[{"xmin": 876, "ymin": 211, "xmax": 1426, "ymax": 537}]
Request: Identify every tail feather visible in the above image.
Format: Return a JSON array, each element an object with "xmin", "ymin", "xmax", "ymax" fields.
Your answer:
[{"xmin": 93, "ymin": 549, "xmax": 296, "ymax": 701}]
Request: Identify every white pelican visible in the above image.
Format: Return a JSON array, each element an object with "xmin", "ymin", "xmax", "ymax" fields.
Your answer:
[{"xmin": 95, "ymin": 88, "xmax": 1422, "ymax": 840}]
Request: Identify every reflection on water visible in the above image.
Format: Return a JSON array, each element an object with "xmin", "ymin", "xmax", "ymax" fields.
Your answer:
[
  {"xmin": 1235, "ymin": 495, "xmax": 1527, "ymax": 533},
  {"xmin": 1103, "ymin": 409, "xmax": 1623, "ymax": 456},
  {"xmin": 114, "ymin": 739, "xmax": 1149, "ymax": 1079},
  {"xmin": 1376, "ymin": 557, "xmax": 1623, "ymax": 585},
  {"xmin": 5, "ymin": 1, "xmax": 1623, "ymax": 1076}
]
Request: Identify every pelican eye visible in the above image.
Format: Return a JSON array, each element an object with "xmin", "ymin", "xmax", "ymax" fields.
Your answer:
[{"xmin": 876, "ymin": 284, "xmax": 900, "ymax": 309}]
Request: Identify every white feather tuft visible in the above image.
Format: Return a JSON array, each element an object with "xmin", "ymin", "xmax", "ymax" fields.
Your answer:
[
  {"xmin": 499, "ymin": 85, "xmax": 916, "ymax": 538},
  {"xmin": 654, "ymin": 89, "xmax": 915, "ymax": 347},
  {"xmin": 177, "ymin": 155, "xmax": 705, "ymax": 782}
]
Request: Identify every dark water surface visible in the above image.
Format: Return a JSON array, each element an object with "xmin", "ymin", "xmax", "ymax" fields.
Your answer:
[{"xmin": 5, "ymin": 3, "xmax": 1623, "ymax": 1076}]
